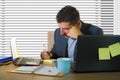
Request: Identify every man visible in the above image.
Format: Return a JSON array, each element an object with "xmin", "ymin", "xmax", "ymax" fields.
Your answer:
[{"xmin": 41, "ymin": 5, "xmax": 103, "ymax": 61}]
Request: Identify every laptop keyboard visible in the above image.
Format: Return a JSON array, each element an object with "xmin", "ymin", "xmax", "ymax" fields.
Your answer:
[{"xmin": 19, "ymin": 57, "xmax": 41, "ymax": 65}]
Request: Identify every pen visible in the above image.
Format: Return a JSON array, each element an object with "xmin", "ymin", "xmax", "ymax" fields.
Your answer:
[
  {"xmin": 43, "ymin": 44, "xmax": 51, "ymax": 57},
  {"xmin": 43, "ymin": 44, "xmax": 47, "ymax": 51}
]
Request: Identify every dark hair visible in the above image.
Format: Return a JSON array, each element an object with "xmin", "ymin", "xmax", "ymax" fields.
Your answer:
[{"xmin": 56, "ymin": 5, "xmax": 80, "ymax": 25}]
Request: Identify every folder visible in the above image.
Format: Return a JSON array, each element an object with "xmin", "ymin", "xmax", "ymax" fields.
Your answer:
[{"xmin": 0, "ymin": 56, "xmax": 12, "ymax": 63}]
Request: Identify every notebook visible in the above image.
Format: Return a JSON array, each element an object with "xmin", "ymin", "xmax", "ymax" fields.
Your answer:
[
  {"xmin": 7, "ymin": 63, "xmax": 62, "ymax": 77},
  {"xmin": 72, "ymin": 35, "xmax": 120, "ymax": 72},
  {"xmin": 10, "ymin": 38, "xmax": 41, "ymax": 66}
]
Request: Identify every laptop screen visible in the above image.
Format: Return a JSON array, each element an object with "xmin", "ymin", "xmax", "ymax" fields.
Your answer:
[{"xmin": 74, "ymin": 35, "xmax": 120, "ymax": 72}]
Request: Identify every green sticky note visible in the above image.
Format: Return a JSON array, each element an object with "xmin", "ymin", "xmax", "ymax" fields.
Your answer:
[
  {"xmin": 109, "ymin": 43, "xmax": 120, "ymax": 57},
  {"xmin": 98, "ymin": 48, "xmax": 110, "ymax": 60}
]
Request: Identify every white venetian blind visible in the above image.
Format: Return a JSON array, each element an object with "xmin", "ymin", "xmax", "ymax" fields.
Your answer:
[
  {"xmin": 101, "ymin": 0, "xmax": 114, "ymax": 34},
  {"xmin": 0, "ymin": 0, "xmax": 114, "ymax": 56}
]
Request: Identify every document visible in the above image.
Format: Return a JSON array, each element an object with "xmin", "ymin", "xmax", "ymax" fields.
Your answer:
[{"xmin": 34, "ymin": 64, "xmax": 59, "ymax": 75}]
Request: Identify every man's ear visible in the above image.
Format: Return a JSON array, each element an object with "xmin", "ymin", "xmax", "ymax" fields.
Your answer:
[{"xmin": 76, "ymin": 21, "xmax": 81, "ymax": 29}]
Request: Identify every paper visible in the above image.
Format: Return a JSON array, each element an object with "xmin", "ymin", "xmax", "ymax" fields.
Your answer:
[
  {"xmin": 10, "ymin": 37, "xmax": 20, "ymax": 59},
  {"xmin": 98, "ymin": 48, "xmax": 110, "ymax": 60},
  {"xmin": 109, "ymin": 42, "xmax": 120, "ymax": 57},
  {"xmin": 12, "ymin": 66, "xmax": 38, "ymax": 73},
  {"xmin": 34, "ymin": 64, "xmax": 59, "ymax": 75}
]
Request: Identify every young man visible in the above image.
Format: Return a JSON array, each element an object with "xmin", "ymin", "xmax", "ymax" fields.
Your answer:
[{"xmin": 41, "ymin": 5, "xmax": 103, "ymax": 61}]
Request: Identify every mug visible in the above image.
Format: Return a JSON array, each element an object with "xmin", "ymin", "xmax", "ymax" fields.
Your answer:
[{"xmin": 57, "ymin": 58, "xmax": 71, "ymax": 74}]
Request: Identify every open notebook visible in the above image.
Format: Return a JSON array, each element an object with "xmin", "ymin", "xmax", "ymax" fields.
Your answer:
[
  {"xmin": 7, "ymin": 61, "xmax": 63, "ymax": 77},
  {"xmin": 10, "ymin": 38, "xmax": 41, "ymax": 66}
]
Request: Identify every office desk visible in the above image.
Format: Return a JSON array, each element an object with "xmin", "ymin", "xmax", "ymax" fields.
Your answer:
[{"xmin": 0, "ymin": 64, "xmax": 120, "ymax": 80}]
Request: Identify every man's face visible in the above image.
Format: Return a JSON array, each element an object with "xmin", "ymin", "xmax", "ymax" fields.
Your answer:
[{"xmin": 58, "ymin": 22, "xmax": 73, "ymax": 38}]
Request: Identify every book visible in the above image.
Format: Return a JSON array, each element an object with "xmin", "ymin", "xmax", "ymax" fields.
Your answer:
[
  {"xmin": 0, "ymin": 56, "xmax": 12, "ymax": 63},
  {"xmin": 7, "ymin": 64, "xmax": 63, "ymax": 77}
]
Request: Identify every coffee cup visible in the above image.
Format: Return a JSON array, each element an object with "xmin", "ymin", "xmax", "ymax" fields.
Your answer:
[{"xmin": 57, "ymin": 58, "xmax": 71, "ymax": 74}]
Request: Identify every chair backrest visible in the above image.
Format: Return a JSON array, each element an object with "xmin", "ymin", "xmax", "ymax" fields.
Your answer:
[{"xmin": 47, "ymin": 31, "xmax": 54, "ymax": 51}]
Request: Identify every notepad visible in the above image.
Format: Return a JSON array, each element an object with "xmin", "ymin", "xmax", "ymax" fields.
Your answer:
[
  {"xmin": 98, "ymin": 48, "xmax": 110, "ymax": 60},
  {"xmin": 109, "ymin": 42, "xmax": 120, "ymax": 57}
]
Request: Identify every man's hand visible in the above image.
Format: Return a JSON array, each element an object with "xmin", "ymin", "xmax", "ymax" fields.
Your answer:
[
  {"xmin": 41, "ymin": 51, "xmax": 52, "ymax": 59},
  {"xmin": 67, "ymin": 26, "xmax": 83, "ymax": 39}
]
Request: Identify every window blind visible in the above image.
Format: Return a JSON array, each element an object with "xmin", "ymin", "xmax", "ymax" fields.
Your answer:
[
  {"xmin": 114, "ymin": 0, "xmax": 120, "ymax": 34},
  {"xmin": 101, "ymin": 0, "xmax": 114, "ymax": 34},
  {"xmin": 0, "ymin": 0, "xmax": 114, "ymax": 56}
]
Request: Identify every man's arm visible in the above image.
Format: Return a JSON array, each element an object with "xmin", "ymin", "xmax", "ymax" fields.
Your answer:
[{"xmin": 41, "ymin": 29, "xmax": 58, "ymax": 59}]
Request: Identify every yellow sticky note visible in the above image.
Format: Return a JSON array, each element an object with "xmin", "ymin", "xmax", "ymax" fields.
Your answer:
[
  {"xmin": 43, "ymin": 59, "xmax": 53, "ymax": 65},
  {"xmin": 98, "ymin": 48, "xmax": 110, "ymax": 60},
  {"xmin": 109, "ymin": 43, "xmax": 120, "ymax": 57},
  {"xmin": 43, "ymin": 59, "xmax": 57, "ymax": 65}
]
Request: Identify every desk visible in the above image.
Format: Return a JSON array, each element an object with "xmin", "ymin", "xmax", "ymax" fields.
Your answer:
[{"xmin": 0, "ymin": 64, "xmax": 120, "ymax": 80}]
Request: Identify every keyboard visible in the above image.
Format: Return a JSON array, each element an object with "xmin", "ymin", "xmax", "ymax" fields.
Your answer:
[{"xmin": 13, "ymin": 57, "xmax": 41, "ymax": 66}]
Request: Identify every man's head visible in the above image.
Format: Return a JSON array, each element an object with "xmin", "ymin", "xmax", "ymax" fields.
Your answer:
[{"xmin": 56, "ymin": 5, "xmax": 81, "ymax": 37}]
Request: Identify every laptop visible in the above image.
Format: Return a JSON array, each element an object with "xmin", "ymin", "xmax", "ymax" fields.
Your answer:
[
  {"xmin": 72, "ymin": 35, "xmax": 120, "ymax": 72},
  {"xmin": 10, "ymin": 38, "xmax": 41, "ymax": 66}
]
